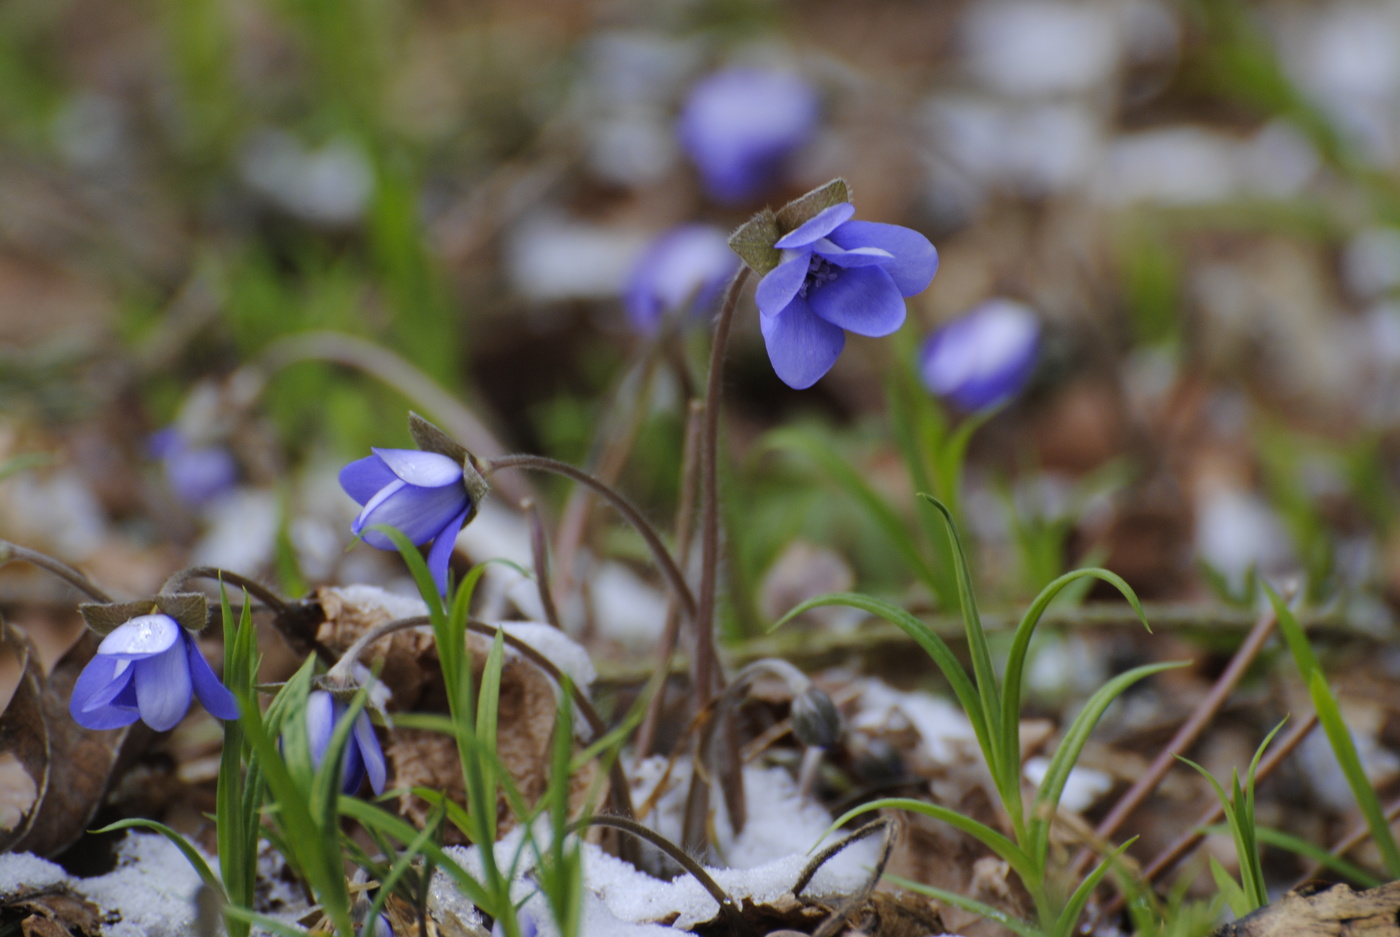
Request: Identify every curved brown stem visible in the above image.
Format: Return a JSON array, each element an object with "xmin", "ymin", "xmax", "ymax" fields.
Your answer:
[
  {"xmin": 484, "ymin": 455, "xmax": 695, "ymax": 624},
  {"xmin": 162, "ymin": 566, "xmax": 290, "ymax": 614},
  {"xmin": 522, "ymin": 500, "xmax": 563, "ymax": 631},
  {"xmin": 0, "ymin": 541, "xmax": 112, "ymax": 603}
]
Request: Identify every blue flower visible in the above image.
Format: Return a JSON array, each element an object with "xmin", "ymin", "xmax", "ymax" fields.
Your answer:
[
  {"xmin": 919, "ymin": 298, "xmax": 1040, "ymax": 410},
  {"xmin": 148, "ymin": 427, "xmax": 238, "ymax": 507},
  {"xmin": 678, "ymin": 68, "xmax": 819, "ymax": 204},
  {"xmin": 69, "ymin": 613, "xmax": 239, "ymax": 731},
  {"xmin": 340, "ymin": 448, "xmax": 474, "ymax": 594},
  {"xmin": 625, "ymin": 225, "xmax": 739, "ymax": 333},
  {"xmin": 305, "ymin": 689, "xmax": 387, "ymax": 796},
  {"xmin": 754, "ymin": 202, "xmax": 939, "ymax": 389}
]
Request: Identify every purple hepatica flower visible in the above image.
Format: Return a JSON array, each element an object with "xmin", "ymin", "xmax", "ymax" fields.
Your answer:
[
  {"xmin": 919, "ymin": 298, "xmax": 1041, "ymax": 410},
  {"xmin": 305, "ymin": 689, "xmax": 387, "ymax": 796},
  {"xmin": 148, "ymin": 427, "xmax": 238, "ymax": 507},
  {"xmin": 755, "ymin": 202, "xmax": 939, "ymax": 389},
  {"xmin": 340, "ymin": 448, "xmax": 472, "ymax": 595},
  {"xmin": 679, "ymin": 68, "xmax": 819, "ymax": 204},
  {"xmin": 69, "ymin": 613, "xmax": 238, "ymax": 732},
  {"xmin": 626, "ymin": 225, "xmax": 739, "ymax": 333}
]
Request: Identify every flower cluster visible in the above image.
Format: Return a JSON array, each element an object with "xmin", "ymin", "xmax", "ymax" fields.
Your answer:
[{"xmin": 919, "ymin": 298, "xmax": 1041, "ymax": 410}]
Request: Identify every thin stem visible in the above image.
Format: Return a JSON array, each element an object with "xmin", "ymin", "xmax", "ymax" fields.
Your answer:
[
  {"xmin": 635, "ymin": 399, "xmax": 705, "ymax": 760},
  {"xmin": 162, "ymin": 567, "xmax": 289, "ymax": 614},
  {"xmin": 793, "ymin": 817, "xmax": 894, "ymax": 897},
  {"xmin": 484, "ymin": 455, "xmax": 696, "ymax": 624},
  {"xmin": 1073, "ymin": 603, "xmax": 1278, "ymax": 877},
  {"xmin": 694, "ymin": 266, "xmax": 751, "ymax": 705},
  {"xmin": 522, "ymin": 500, "xmax": 563, "ymax": 631},
  {"xmin": 568, "ymin": 815, "xmax": 755, "ymax": 937},
  {"xmin": 0, "ymin": 541, "xmax": 112, "ymax": 603}
]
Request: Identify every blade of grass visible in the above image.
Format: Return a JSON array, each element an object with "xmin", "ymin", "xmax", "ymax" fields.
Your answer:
[
  {"xmin": 1052, "ymin": 838, "xmax": 1136, "ymax": 937},
  {"xmin": 884, "ymin": 874, "xmax": 1044, "ymax": 937}
]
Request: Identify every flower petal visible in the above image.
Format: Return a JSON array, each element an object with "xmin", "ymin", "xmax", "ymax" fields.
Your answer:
[
  {"xmin": 134, "ymin": 642, "xmax": 193, "ymax": 731},
  {"xmin": 188, "ymin": 637, "xmax": 239, "ymax": 721},
  {"xmin": 774, "ymin": 203, "xmax": 857, "ymax": 249},
  {"xmin": 759, "ymin": 296, "xmax": 847, "ymax": 389},
  {"xmin": 70, "ymin": 657, "xmax": 141, "ymax": 730},
  {"xmin": 340, "ymin": 455, "xmax": 398, "ymax": 505},
  {"xmin": 306, "ymin": 690, "xmax": 336, "ymax": 766},
  {"xmin": 808, "ymin": 266, "xmax": 907, "ymax": 337},
  {"xmin": 371, "ymin": 449, "xmax": 463, "ymax": 488},
  {"xmin": 755, "ymin": 251, "xmax": 811, "ymax": 318},
  {"xmin": 920, "ymin": 299, "xmax": 1041, "ymax": 409},
  {"xmin": 352, "ymin": 479, "xmax": 407, "ymax": 536},
  {"xmin": 354, "ymin": 710, "xmax": 387, "ymax": 795},
  {"xmin": 358, "ymin": 483, "xmax": 471, "ymax": 548},
  {"xmin": 97, "ymin": 614, "xmax": 181, "ymax": 659},
  {"xmin": 810, "ymin": 239, "xmax": 894, "ymax": 268},
  {"xmin": 827, "ymin": 220, "xmax": 939, "ymax": 296},
  {"xmin": 425, "ymin": 506, "xmax": 470, "ymax": 595},
  {"xmin": 341, "ymin": 728, "xmax": 367, "ymax": 795}
]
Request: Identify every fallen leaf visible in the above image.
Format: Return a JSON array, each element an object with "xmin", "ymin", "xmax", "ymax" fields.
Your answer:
[
  {"xmin": 1213, "ymin": 880, "xmax": 1400, "ymax": 937},
  {"xmin": 0, "ymin": 615, "xmax": 49, "ymax": 852}
]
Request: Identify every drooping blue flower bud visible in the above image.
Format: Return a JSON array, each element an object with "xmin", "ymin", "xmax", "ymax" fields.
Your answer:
[
  {"xmin": 625, "ymin": 225, "xmax": 738, "ymax": 333},
  {"xmin": 305, "ymin": 689, "xmax": 387, "ymax": 796},
  {"xmin": 69, "ymin": 609, "xmax": 239, "ymax": 732},
  {"xmin": 340, "ymin": 415, "xmax": 488, "ymax": 595},
  {"xmin": 919, "ymin": 298, "xmax": 1041, "ymax": 410},
  {"xmin": 731, "ymin": 180, "xmax": 939, "ymax": 389},
  {"xmin": 148, "ymin": 427, "xmax": 238, "ymax": 507},
  {"xmin": 679, "ymin": 67, "xmax": 819, "ymax": 204}
]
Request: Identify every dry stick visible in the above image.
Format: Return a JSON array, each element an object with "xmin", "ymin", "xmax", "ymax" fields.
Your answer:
[
  {"xmin": 1072, "ymin": 603, "xmax": 1280, "ymax": 878},
  {"xmin": 810, "ymin": 820, "xmax": 900, "ymax": 937},
  {"xmin": 521, "ymin": 500, "xmax": 563, "ymax": 631},
  {"xmin": 634, "ymin": 400, "xmax": 705, "ymax": 760},
  {"xmin": 0, "ymin": 541, "xmax": 113, "ymax": 603},
  {"xmin": 485, "ymin": 455, "xmax": 696, "ymax": 624},
  {"xmin": 329, "ymin": 613, "xmax": 636, "ymax": 821},
  {"xmin": 1102, "ymin": 711, "xmax": 1320, "ymax": 918},
  {"xmin": 250, "ymin": 330, "xmax": 533, "ymax": 505},
  {"xmin": 162, "ymin": 566, "xmax": 290, "ymax": 614},
  {"xmin": 1300, "ymin": 795, "xmax": 1400, "ymax": 885}
]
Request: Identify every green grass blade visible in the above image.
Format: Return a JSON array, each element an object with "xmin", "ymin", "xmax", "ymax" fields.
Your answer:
[
  {"xmin": 1030, "ymin": 661, "xmax": 1187, "ymax": 865},
  {"xmin": 1234, "ymin": 825, "xmax": 1382, "ymax": 888},
  {"xmin": 774, "ymin": 593, "xmax": 988, "ymax": 759},
  {"xmin": 222, "ymin": 907, "xmax": 312, "ymax": 937},
  {"xmin": 89, "ymin": 819, "xmax": 224, "ymax": 897},
  {"xmin": 475, "ymin": 628, "xmax": 506, "ymax": 844},
  {"xmin": 884, "ymin": 874, "xmax": 1044, "ymax": 937},
  {"xmin": 1052, "ymin": 838, "xmax": 1136, "ymax": 937},
  {"xmin": 1209, "ymin": 856, "xmax": 1252, "ymax": 918},
  {"xmin": 1266, "ymin": 584, "xmax": 1400, "ymax": 876},
  {"xmin": 339, "ymin": 797, "xmax": 496, "ymax": 911}
]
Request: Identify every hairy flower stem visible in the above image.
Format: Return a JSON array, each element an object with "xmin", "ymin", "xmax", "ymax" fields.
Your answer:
[
  {"xmin": 0, "ymin": 541, "xmax": 112, "ymax": 603},
  {"xmin": 160, "ymin": 566, "xmax": 331, "ymax": 660},
  {"xmin": 162, "ymin": 566, "xmax": 290, "ymax": 614},
  {"xmin": 521, "ymin": 500, "xmax": 563, "ymax": 630},
  {"xmin": 635, "ymin": 399, "xmax": 705, "ymax": 760},
  {"xmin": 484, "ymin": 455, "xmax": 696, "ymax": 624},
  {"xmin": 327, "ymin": 613, "xmax": 635, "ymax": 821},
  {"xmin": 1072, "ymin": 602, "xmax": 1279, "ymax": 878},
  {"xmin": 694, "ymin": 266, "xmax": 751, "ymax": 706}
]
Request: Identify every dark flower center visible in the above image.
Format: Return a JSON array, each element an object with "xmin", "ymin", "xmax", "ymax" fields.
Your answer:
[{"xmin": 799, "ymin": 255, "xmax": 841, "ymax": 298}]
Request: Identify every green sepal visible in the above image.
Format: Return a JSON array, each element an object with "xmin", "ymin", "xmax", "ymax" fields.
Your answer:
[
  {"xmin": 775, "ymin": 177, "xmax": 850, "ymax": 232},
  {"xmin": 78, "ymin": 592, "xmax": 209, "ymax": 636},
  {"xmin": 407, "ymin": 411, "xmax": 488, "ymax": 520},
  {"xmin": 728, "ymin": 178, "xmax": 852, "ymax": 276}
]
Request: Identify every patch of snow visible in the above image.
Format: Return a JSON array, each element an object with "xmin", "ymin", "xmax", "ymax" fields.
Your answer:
[
  {"xmin": 192, "ymin": 487, "xmax": 279, "ymax": 574},
  {"xmin": 587, "ymin": 563, "xmax": 670, "ymax": 647},
  {"xmin": 849, "ymin": 681, "xmax": 980, "ymax": 764},
  {"xmin": 325, "ymin": 583, "xmax": 430, "ymax": 621},
  {"xmin": 75, "ymin": 833, "xmax": 205, "ymax": 937},
  {"xmin": 1023, "ymin": 756, "xmax": 1112, "ymax": 813},
  {"xmin": 0, "ymin": 851, "xmax": 71, "ymax": 895},
  {"xmin": 496, "ymin": 621, "xmax": 598, "ymax": 690},
  {"xmin": 961, "ymin": 1, "xmax": 1120, "ymax": 98},
  {"xmin": 507, "ymin": 214, "xmax": 652, "ymax": 302}
]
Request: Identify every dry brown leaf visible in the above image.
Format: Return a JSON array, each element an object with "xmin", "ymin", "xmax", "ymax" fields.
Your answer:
[
  {"xmin": 1213, "ymin": 880, "xmax": 1400, "ymax": 937},
  {"xmin": 0, "ymin": 615, "xmax": 50, "ymax": 852}
]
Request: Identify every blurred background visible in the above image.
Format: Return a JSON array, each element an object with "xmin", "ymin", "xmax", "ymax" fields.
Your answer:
[{"xmin": 5, "ymin": 0, "xmax": 1400, "ymax": 652}]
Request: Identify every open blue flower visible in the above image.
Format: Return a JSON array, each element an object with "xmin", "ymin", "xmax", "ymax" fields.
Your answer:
[
  {"xmin": 69, "ymin": 613, "xmax": 238, "ymax": 731},
  {"xmin": 625, "ymin": 225, "xmax": 738, "ymax": 333},
  {"xmin": 920, "ymin": 298, "xmax": 1040, "ymax": 410},
  {"xmin": 754, "ymin": 202, "xmax": 939, "ymax": 389},
  {"xmin": 305, "ymin": 689, "xmax": 387, "ymax": 796},
  {"xmin": 148, "ymin": 427, "xmax": 238, "ymax": 507},
  {"xmin": 679, "ymin": 68, "xmax": 819, "ymax": 204},
  {"xmin": 340, "ymin": 448, "xmax": 473, "ymax": 594}
]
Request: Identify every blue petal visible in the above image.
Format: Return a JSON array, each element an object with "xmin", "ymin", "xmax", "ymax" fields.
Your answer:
[
  {"xmin": 827, "ymin": 221, "xmax": 938, "ymax": 296},
  {"xmin": 352, "ymin": 479, "xmax": 406, "ymax": 536},
  {"xmin": 759, "ymin": 296, "xmax": 847, "ymax": 389},
  {"xmin": 70, "ymin": 657, "xmax": 141, "ymax": 730},
  {"xmin": 358, "ymin": 483, "xmax": 471, "ymax": 549},
  {"xmin": 425, "ymin": 506, "xmax": 470, "ymax": 595},
  {"xmin": 920, "ymin": 300, "xmax": 1040, "ymax": 410},
  {"xmin": 97, "ymin": 614, "xmax": 180, "ymax": 659},
  {"xmin": 755, "ymin": 251, "xmax": 811, "ymax": 318},
  {"xmin": 774, "ymin": 203, "xmax": 856, "ymax": 249},
  {"xmin": 306, "ymin": 690, "xmax": 335, "ymax": 766},
  {"xmin": 354, "ymin": 709, "xmax": 387, "ymax": 795},
  {"xmin": 340, "ymin": 455, "xmax": 397, "ymax": 505},
  {"xmin": 341, "ymin": 727, "xmax": 367, "ymax": 794},
  {"xmin": 134, "ymin": 642, "xmax": 193, "ymax": 731},
  {"xmin": 625, "ymin": 225, "xmax": 737, "ymax": 332},
  {"xmin": 810, "ymin": 239, "xmax": 894, "ymax": 268},
  {"xmin": 188, "ymin": 637, "xmax": 239, "ymax": 721},
  {"xmin": 808, "ymin": 266, "xmax": 907, "ymax": 337},
  {"xmin": 371, "ymin": 449, "xmax": 463, "ymax": 488}
]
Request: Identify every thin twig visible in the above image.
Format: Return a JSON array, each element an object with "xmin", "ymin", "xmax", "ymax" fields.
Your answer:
[
  {"xmin": 0, "ymin": 541, "xmax": 112, "ymax": 603},
  {"xmin": 522, "ymin": 500, "xmax": 562, "ymax": 631},
  {"xmin": 162, "ymin": 566, "xmax": 289, "ymax": 614},
  {"xmin": 793, "ymin": 817, "xmax": 895, "ymax": 897},
  {"xmin": 1074, "ymin": 603, "xmax": 1279, "ymax": 877},
  {"xmin": 1302, "ymin": 795, "xmax": 1400, "ymax": 884},
  {"xmin": 810, "ymin": 819, "xmax": 899, "ymax": 937}
]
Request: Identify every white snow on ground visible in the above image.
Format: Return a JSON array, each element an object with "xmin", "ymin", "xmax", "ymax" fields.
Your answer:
[
  {"xmin": 0, "ymin": 850, "xmax": 71, "ymax": 894},
  {"xmin": 74, "ymin": 833, "xmax": 205, "ymax": 937}
]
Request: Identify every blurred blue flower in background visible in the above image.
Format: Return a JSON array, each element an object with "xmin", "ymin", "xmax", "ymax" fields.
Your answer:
[
  {"xmin": 678, "ymin": 67, "xmax": 819, "ymax": 203},
  {"xmin": 625, "ymin": 224, "xmax": 738, "ymax": 332},
  {"xmin": 305, "ymin": 688, "xmax": 387, "ymax": 796},
  {"xmin": 754, "ymin": 202, "xmax": 938, "ymax": 389},
  {"xmin": 148, "ymin": 427, "xmax": 238, "ymax": 507},
  {"xmin": 69, "ymin": 612, "xmax": 239, "ymax": 731},
  {"xmin": 919, "ymin": 298, "xmax": 1041, "ymax": 410},
  {"xmin": 340, "ymin": 448, "xmax": 472, "ymax": 594}
]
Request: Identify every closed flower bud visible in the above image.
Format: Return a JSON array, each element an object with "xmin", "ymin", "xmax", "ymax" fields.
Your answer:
[
  {"xmin": 304, "ymin": 689, "xmax": 387, "ymax": 796},
  {"xmin": 790, "ymin": 687, "xmax": 842, "ymax": 749}
]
